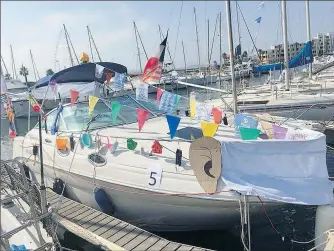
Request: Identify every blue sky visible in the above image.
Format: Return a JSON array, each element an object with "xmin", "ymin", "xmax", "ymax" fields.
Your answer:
[{"xmin": 1, "ymin": 1, "xmax": 334, "ymax": 81}]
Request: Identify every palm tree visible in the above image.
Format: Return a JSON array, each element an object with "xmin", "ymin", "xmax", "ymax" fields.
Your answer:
[
  {"xmin": 46, "ymin": 69, "xmax": 54, "ymax": 76},
  {"xmin": 4, "ymin": 73, "xmax": 11, "ymax": 80},
  {"xmin": 19, "ymin": 64, "xmax": 29, "ymax": 84}
]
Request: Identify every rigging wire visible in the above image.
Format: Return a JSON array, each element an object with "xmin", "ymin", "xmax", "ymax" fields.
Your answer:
[
  {"xmin": 172, "ymin": 0, "xmax": 183, "ymax": 63},
  {"xmin": 236, "ymin": 2, "xmax": 261, "ymax": 61}
]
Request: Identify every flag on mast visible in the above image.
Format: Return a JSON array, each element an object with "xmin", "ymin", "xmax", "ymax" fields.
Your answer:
[{"xmin": 141, "ymin": 32, "xmax": 168, "ymax": 83}]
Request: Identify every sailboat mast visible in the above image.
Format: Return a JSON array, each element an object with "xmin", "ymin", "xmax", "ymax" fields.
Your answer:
[
  {"xmin": 182, "ymin": 41, "xmax": 187, "ymax": 74},
  {"xmin": 1, "ymin": 56, "xmax": 9, "ymax": 76},
  {"xmin": 219, "ymin": 12, "xmax": 222, "ymax": 85},
  {"xmin": 88, "ymin": 26, "xmax": 102, "ymax": 62},
  {"xmin": 194, "ymin": 7, "xmax": 201, "ymax": 72},
  {"xmin": 235, "ymin": 1, "xmax": 242, "ymax": 53},
  {"xmin": 63, "ymin": 24, "xmax": 74, "ymax": 67},
  {"xmin": 305, "ymin": 0, "xmax": 312, "ymax": 78},
  {"xmin": 134, "ymin": 22, "xmax": 148, "ymax": 61},
  {"xmin": 158, "ymin": 25, "xmax": 175, "ymax": 70},
  {"xmin": 207, "ymin": 19, "xmax": 210, "ymax": 67},
  {"xmin": 134, "ymin": 22, "xmax": 143, "ymax": 73},
  {"xmin": 281, "ymin": 0, "xmax": 290, "ymax": 90},
  {"xmin": 30, "ymin": 50, "xmax": 39, "ymax": 81},
  {"xmin": 226, "ymin": 0, "xmax": 237, "ymax": 114},
  {"xmin": 87, "ymin": 26, "xmax": 95, "ymax": 62},
  {"xmin": 10, "ymin": 45, "xmax": 17, "ymax": 79}
]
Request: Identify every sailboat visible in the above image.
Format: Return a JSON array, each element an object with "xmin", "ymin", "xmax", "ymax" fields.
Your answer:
[
  {"xmin": 9, "ymin": 2, "xmax": 332, "ymax": 233},
  {"xmin": 205, "ymin": 0, "xmax": 334, "ymax": 121}
]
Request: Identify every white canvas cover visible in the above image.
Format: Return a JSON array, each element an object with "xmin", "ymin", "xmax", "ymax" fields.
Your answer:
[{"xmin": 221, "ymin": 128, "xmax": 334, "ymax": 205}]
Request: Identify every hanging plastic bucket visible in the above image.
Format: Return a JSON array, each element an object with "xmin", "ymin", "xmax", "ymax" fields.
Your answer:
[
  {"xmin": 81, "ymin": 133, "xmax": 93, "ymax": 148},
  {"xmin": 56, "ymin": 138, "xmax": 68, "ymax": 150},
  {"xmin": 240, "ymin": 127, "xmax": 261, "ymax": 140}
]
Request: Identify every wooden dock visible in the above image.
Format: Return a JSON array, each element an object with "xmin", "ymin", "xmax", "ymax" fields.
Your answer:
[{"xmin": 46, "ymin": 189, "xmax": 212, "ymax": 251}]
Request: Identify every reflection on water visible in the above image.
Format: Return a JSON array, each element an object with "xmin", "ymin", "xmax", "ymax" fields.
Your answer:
[{"xmin": 1, "ymin": 100, "xmax": 333, "ymax": 251}]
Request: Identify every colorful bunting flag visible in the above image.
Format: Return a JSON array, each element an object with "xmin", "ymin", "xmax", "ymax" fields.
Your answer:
[
  {"xmin": 88, "ymin": 96, "xmax": 99, "ymax": 116},
  {"xmin": 166, "ymin": 115, "xmax": 181, "ymax": 139},
  {"xmin": 190, "ymin": 100, "xmax": 196, "ymax": 120},
  {"xmin": 114, "ymin": 72, "xmax": 125, "ymax": 91},
  {"xmin": 272, "ymin": 124, "xmax": 288, "ymax": 139},
  {"xmin": 212, "ymin": 107, "xmax": 223, "ymax": 124},
  {"xmin": 127, "ymin": 138, "xmax": 137, "ymax": 150},
  {"xmin": 106, "ymin": 72, "xmax": 113, "ymax": 85},
  {"xmin": 260, "ymin": 121, "xmax": 274, "ymax": 139},
  {"xmin": 50, "ymin": 80, "xmax": 58, "ymax": 99},
  {"xmin": 156, "ymin": 88, "xmax": 163, "ymax": 104},
  {"xmin": 137, "ymin": 108, "xmax": 150, "ymax": 132},
  {"xmin": 239, "ymin": 127, "xmax": 261, "ymax": 140},
  {"xmin": 196, "ymin": 103, "xmax": 211, "ymax": 121},
  {"xmin": 111, "ymin": 102, "xmax": 122, "ymax": 124},
  {"xmin": 158, "ymin": 91, "xmax": 179, "ymax": 114},
  {"xmin": 234, "ymin": 113, "xmax": 258, "ymax": 137},
  {"xmin": 200, "ymin": 121, "xmax": 218, "ymax": 137},
  {"xmin": 95, "ymin": 64, "xmax": 104, "ymax": 78},
  {"xmin": 136, "ymin": 83, "xmax": 148, "ymax": 102},
  {"xmin": 255, "ymin": 17, "xmax": 262, "ymax": 24},
  {"xmin": 70, "ymin": 89, "xmax": 79, "ymax": 107},
  {"xmin": 1, "ymin": 74, "xmax": 16, "ymax": 137}
]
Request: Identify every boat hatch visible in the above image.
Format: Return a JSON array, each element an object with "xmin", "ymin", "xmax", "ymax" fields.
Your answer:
[
  {"xmin": 170, "ymin": 127, "xmax": 203, "ymax": 140},
  {"xmin": 237, "ymin": 100, "xmax": 270, "ymax": 105}
]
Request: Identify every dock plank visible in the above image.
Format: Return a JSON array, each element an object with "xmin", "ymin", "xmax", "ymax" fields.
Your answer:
[
  {"xmin": 44, "ymin": 189, "xmax": 213, "ymax": 251},
  {"xmin": 115, "ymin": 228, "xmax": 143, "ymax": 247},
  {"xmin": 147, "ymin": 239, "xmax": 170, "ymax": 251},
  {"xmin": 161, "ymin": 242, "xmax": 181, "ymax": 251},
  {"xmin": 88, "ymin": 217, "xmax": 114, "ymax": 233},
  {"xmin": 80, "ymin": 213, "xmax": 109, "ymax": 229},
  {"xmin": 108, "ymin": 224, "xmax": 135, "ymax": 243},
  {"xmin": 103, "ymin": 221, "xmax": 128, "ymax": 239},
  {"xmin": 134, "ymin": 235, "xmax": 160, "ymax": 251},
  {"xmin": 123, "ymin": 230, "xmax": 151, "ymax": 250}
]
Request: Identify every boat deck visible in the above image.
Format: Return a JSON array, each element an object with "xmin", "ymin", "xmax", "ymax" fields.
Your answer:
[
  {"xmin": 325, "ymin": 231, "xmax": 334, "ymax": 250},
  {"xmin": 46, "ymin": 189, "xmax": 212, "ymax": 251}
]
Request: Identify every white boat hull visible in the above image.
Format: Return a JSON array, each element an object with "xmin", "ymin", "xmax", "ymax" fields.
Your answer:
[{"xmin": 21, "ymin": 158, "xmax": 280, "ymax": 232}]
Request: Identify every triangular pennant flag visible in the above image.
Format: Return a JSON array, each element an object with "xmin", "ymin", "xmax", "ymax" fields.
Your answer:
[
  {"xmin": 95, "ymin": 64, "xmax": 104, "ymax": 78},
  {"xmin": 88, "ymin": 96, "xmax": 99, "ymax": 115},
  {"xmin": 272, "ymin": 124, "xmax": 288, "ymax": 139},
  {"xmin": 175, "ymin": 95, "xmax": 181, "ymax": 106},
  {"xmin": 106, "ymin": 72, "xmax": 113, "ymax": 85},
  {"xmin": 212, "ymin": 107, "xmax": 223, "ymax": 124},
  {"xmin": 136, "ymin": 108, "xmax": 150, "ymax": 132},
  {"xmin": 111, "ymin": 102, "xmax": 122, "ymax": 124},
  {"xmin": 239, "ymin": 127, "xmax": 261, "ymax": 140},
  {"xmin": 70, "ymin": 89, "xmax": 79, "ymax": 107},
  {"xmin": 166, "ymin": 115, "xmax": 181, "ymax": 139},
  {"xmin": 156, "ymin": 88, "xmax": 163, "ymax": 104},
  {"xmin": 200, "ymin": 121, "xmax": 219, "ymax": 137}
]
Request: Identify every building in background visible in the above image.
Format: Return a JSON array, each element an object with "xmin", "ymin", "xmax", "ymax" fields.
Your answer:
[{"xmin": 257, "ymin": 32, "xmax": 334, "ymax": 64}]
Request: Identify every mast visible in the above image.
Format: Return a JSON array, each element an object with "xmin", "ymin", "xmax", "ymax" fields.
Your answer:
[
  {"xmin": 281, "ymin": 0, "xmax": 290, "ymax": 90},
  {"xmin": 226, "ymin": 0, "xmax": 237, "ymax": 114},
  {"xmin": 194, "ymin": 7, "xmax": 201, "ymax": 72},
  {"xmin": 182, "ymin": 41, "xmax": 187, "ymax": 74},
  {"xmin": 10, "ymin": 45, "xmax": 17, "ymax": 79},
  {"xmin": 235, "ymin": 0, "xmax": 242, "ymax": 58},
  {"xmin": 219, "ymin": 12, "xmax": 222, "ymax": 86},
  {"xmin": 63, "ymin": 24, "xmax": 74, "ymax": 67},
  {"xmin": 207, "ymin": 19, "xmax": 210, "ymax": 67},
  {"xmin": 30, "ymin": 50, "xmax": 40, "ymax": 81},
  {"xmin": 87, "ymin": 26, "xmax": 102, "ymax": 62},
  {"xmin": 133, "ymin": 22, "xmax": 148, "ymax": 61},
  {"xmin": 87, "ymin": 26, "xmax": 95, "ymax": 62},
  {"xmin": 1, "ymin": 56, "xmax": 9, "ymax": 76},
  {"xmin": 305, "ymin": 0, "xmax": 312, "ymax": 78},
  {"xmin": 134, "ymin": 22, "xmax": 143, "ymax": 72}
]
